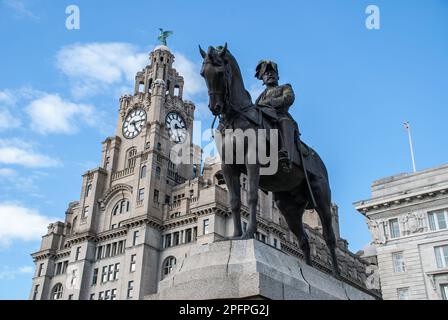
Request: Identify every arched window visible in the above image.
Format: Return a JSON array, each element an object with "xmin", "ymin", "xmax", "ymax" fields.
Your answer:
[
  {"xmin": 140, "ymin": 166, "xmax": 147, "ymax": 179},
  {"xmin": 162, "ymin": 256, "xmax": 176, "ymax": 279},
  {"xmin": 166, "ymin": 80, "xmax": 171, "ymax": 95},
  {"xmin": 174, "ymin": 85, "xmax": 180, "ymax": 97},
  {"xmin": 138, "ymin": 81, "xmax": 144, "ymax": 93},
  {"xmin": 113, "ymin": 199, "xmax": 130, "ymax": 216},
  {"xmin": 156, "ymin": 166, "xmax": 161, "ymax": 180},
  {"xmin": 126, "ymin": 148, "xmax": 137, "ymax": 168},
  {"xmin": 52, "ymin": 283, "xmax": 63, "ymax": 300}
]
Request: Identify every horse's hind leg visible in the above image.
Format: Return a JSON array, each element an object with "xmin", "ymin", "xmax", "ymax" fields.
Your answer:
[
  {"xmin": 275, "ymin": 191, "xmax": 311, "ymax": 265},
  {"xmin": 222, "ymin": 164, "xmax": 242, "ymax": 238},
  {"xmin": 310, "ymin": 177, "xmax": 340, "ymax": 276},
  {"xmin": 243, "ymin": 164, "xmax": 260, "ymax": 239}
]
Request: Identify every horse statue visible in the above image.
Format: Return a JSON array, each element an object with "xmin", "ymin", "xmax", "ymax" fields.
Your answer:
[{"xmin": 199, "ymin": 43, "xmax": 340, "ymax": 276}]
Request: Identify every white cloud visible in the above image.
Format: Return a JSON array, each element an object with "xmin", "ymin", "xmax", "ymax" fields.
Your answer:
[
  {"xmin": 0, "ymin": 265, "xmax": 34, "ymax": 280},
  {"xmin": 0, "ymin": 107, "xmax": 21, "ymax": 131},
  {"xmin": 0, "ymin": 89, "xmax": 21, "ymax": 131},
  {"xmin": 56, "ymin": 42, "xmax": 147, "ymax": 98},
  {"xmin": 0, "ymin": 168, "xmax": 16, "ymax": 177},
  {"xmin": 0, "ymin": 203, "xmax": 57, "ymax": 248},
  {"xmin": 2, "ymin": 0, "xmax": 39, "ymax": 20},
  {"xmin": 0, "ymin": 89, "xmax": 16, "ymax": 105},
  {"xmin": 172, "ymin": 52, "xmax": 207, "ymax": 100},
  {"xmin": 0, "ymin": 139, "xmax": 60, "ymax": 168},
  {"xmin": 26, "ymin": 94, "xmax": 95, "ymax": 134}
]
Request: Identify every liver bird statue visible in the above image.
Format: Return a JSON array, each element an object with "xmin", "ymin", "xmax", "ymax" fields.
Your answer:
[{"xmin": 157, "ymin": 28, "xmax": 173, "ymax": 46}]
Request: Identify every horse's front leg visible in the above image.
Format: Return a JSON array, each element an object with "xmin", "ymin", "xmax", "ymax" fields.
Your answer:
[
  {"xmin": 221, "ymin": 164, "xmax": 243, "ymax": 239},
  {"xmin": 243, "ymin": 163, "xmax": 260, "ymax": 239}
]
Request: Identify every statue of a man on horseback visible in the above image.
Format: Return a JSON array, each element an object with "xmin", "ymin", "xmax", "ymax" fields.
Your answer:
[
  {"xmin": 199, "ymin": 44, "xmax": 340, "ymax": 276},
  {"xmin": 254, "ymin": 60, "xmax": 299, "ymax": 172}
]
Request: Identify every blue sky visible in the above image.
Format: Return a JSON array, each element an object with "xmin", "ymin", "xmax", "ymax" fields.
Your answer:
[{"xmin": 0, "ymin": 0, "xmax": 447, "ymax": 299}]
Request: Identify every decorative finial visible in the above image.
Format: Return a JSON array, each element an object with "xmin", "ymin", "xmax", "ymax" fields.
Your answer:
[{"xmin": 158, "ymin": 28, "xmax": 173, "ymax": 46}]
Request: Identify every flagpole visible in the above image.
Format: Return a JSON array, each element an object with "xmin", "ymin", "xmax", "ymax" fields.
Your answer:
[{"xmin": 404, "ymin": 122, "xmax": 417, "ymax": 173}]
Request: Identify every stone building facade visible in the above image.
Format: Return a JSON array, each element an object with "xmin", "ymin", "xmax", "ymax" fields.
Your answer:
[
  {"xmin": 355, "ymin": 164, "xmax": 448, "ymax": 300},
  {"xmin": 30, "ymin": 45, "xmax": 376, "ymax": 300}
]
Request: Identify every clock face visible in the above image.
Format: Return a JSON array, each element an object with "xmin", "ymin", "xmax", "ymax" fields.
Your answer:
[
  {"xmin": 123, "ymin": 108, "xmax": 147, "ymax": 139},
  {"xmin": 165, "ymin": 112, "xmax": 187, "ymax": 143}
]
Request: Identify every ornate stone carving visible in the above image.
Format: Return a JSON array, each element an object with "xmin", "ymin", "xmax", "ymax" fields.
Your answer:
[
  {"xmin": 367, "ymin": 219, "xmax": 386, "ymax": 244},
  {"xmin": 400, "ymin": 212, "xmax": 424, "ymax": 235}
]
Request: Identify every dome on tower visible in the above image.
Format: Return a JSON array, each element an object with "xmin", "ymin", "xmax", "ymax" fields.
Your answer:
[{"xmin": 153, "ymin": 45, "xmax": 171, "ymax": 52}]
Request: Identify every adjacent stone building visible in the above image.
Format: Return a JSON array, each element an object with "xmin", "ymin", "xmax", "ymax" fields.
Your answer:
[
  {"xmin": 355, "ymin": 164, "xmax": 448, "ymax": 300},
  {"xmin": 30, "ymin": 45, "xmax": 377, "ymax": 300}
]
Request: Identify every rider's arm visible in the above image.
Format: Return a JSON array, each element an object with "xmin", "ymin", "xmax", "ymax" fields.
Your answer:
[{"xmin": 270, "ymin": 84, "xmax": 295, "ymax": 109}]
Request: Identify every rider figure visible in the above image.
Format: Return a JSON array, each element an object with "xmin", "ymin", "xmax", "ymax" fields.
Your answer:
[{"xmin": 255, "ymin": 60, "xmax": 298, "ymax": 171}]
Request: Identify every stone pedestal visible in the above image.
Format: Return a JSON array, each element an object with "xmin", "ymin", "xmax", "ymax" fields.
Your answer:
[{"xmin": 146, "ymin": 240, "xmax": 377, "ymax": 300}]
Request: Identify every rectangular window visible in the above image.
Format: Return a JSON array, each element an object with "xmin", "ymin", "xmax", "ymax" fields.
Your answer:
[
  {"xmin": 101, "ymin": 266, "xmax": 108, "ymax": 283},
  {"xmin": 75, "ymin": 246, "xmax": 82, "ymax": 261},
  {"xmin": 428, "ymin": 210, "xmax": 448, "ymax": 231},
  {"xmin": 127, "ymin": 281, "xmax": 134, "ymax": 299},
  {"xmin": 114, "ymin": 263, "xmax": 120, "ymax": 280},
  {"xmin": 133, "ymin": 230, "xmax": 139, "ymax": 246},
  {"xmin": 441, "ymin": 284, "xmax": 448, "ymax": 300},
  {"xmin": 96, "ymin": 246, "xmax": 103, "ymax": 260},
  {"xmin": 62, "ymin": 261, "xmax": 68, "ymax": 274},
  {"xmin": 273, "ymin": 238, "xmax": 278, "ymax": 248},
  {"xmin": 38, "ymin": 263, "xmax": 44, "ymax": 277},
  {"xmin": 435, "ymin": 245, "xmax": 448, "ymax": 269},
  {"xmin": 118, "ymin": 241, "xmax": 124, "ymax": 254},
  {"xmin": 243, "ymin": 222, "xmax": 247, "ymax": 233},
  {"xmin": 111, "ymin": 224, "xmax": 117, "ymax": 230},
  {"xmin": 165, "ymin": 234, "xmax": 172, "ymax": 248},
  {"xmin": 112, "ymin": 242, "xmax": 117, "ymax": 256},
  {"xmin": 397, "ymin": 287, "xmax": 409, "ymax": 300},
  {"xmin": 138, "ymin": 188, "xmax": 145, "ymax": 201},
  {"xmin": 108, "ymin": 264, "xmax": 114, "ymax": 282},
  {"xmin": 105, "ymin": 290, "xmax": 111, "ymax": 301},
  {"xmin": 32, "ymin": 285, "xmax": 39, "ymax": 300},
  {"xmin": 98, "ymin": 291, "xmax": 104, "ymax": 300},
  {"xmin": 56, "ymin": 262, "xmax": 62, "ymax": 275},
  {"xmin": 173, "ymin": 232, "xmax": 180, "ymax": 246},
  {"xmin": 92, "ymin": 268, "xmax": 98, "ymax": 285},
  {"xmin": 105, "ymin": 244, "xmax": 111, "ymax": 257},
  {"xmin": 185, "ymin": 229, "xmax": 192, "ymax": 243},
  {"xmin": 89, "ymin": 293, "xmax": 95, "ymax": 300},
  {"xmin": 260, "ymin": 234, "xmax": 266, "ymax": 243},
  {"xmin": 165, "ymin": 195, "xmax": 171, "ymax": 204},
  {"xmin": 153, "ymin": 189, "xmax": 159, "ymax": 203},
  {"xmin": 111, "ymin": 289, "xmax": 117, "ymax": 300},
  {"xmin": 392, "ymin": 252, "xmax": 406, "ymax": 273},
  {"xmin": 68, "ymin": 294, "xmax": 73, "ymax": 300},
  {"xmin": 203, "ymin": 219, "xmax": 210, "ymax": 235},
  {"xmin": 130, "ymin": 254, "xmax": 136, "ymax": 273},
  {"xmin": 389, "ymin": 218, "xmax": 400, "ymax": 238}
]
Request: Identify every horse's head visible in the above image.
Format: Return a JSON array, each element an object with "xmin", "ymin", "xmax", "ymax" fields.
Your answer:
[{"xmin": 199, "ymin": 43, "xmax": 230, "ymax": 116}]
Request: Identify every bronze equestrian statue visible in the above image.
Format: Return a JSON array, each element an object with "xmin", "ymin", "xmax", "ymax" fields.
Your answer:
[{"xmin": 199, "ymin": 44, "xmax": 340, "ymax": 276}]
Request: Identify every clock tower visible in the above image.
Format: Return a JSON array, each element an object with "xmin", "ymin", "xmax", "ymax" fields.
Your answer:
[{"xmin": 102, "ymin": 44, "xmax": 198, "ymax": 223}]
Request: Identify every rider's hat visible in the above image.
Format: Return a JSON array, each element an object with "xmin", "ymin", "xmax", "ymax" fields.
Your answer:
[{"xmin": 255, "ymin": 60, "xmax": 279, "ymax": 80}]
